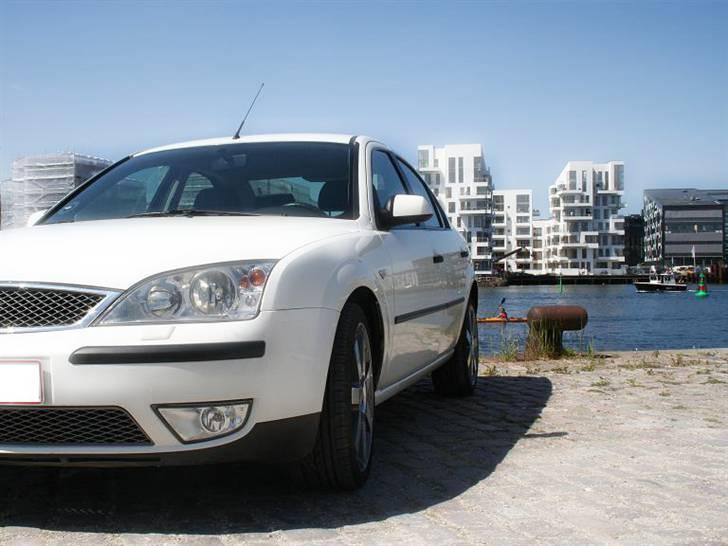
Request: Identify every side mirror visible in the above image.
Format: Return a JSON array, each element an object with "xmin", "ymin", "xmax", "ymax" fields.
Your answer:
[
  {"xmin": 382, "ymin": 194, "xmax": 433, "ymax": 228},
  {"xmin": 26, "ymin": 209, "xmax": 48, "ymax": 227}
]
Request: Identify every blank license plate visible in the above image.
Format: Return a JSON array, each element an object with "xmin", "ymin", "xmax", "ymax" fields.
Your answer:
[{"xmin": 0, "ymin": 361, "xmax": 43, "ymax": 404}]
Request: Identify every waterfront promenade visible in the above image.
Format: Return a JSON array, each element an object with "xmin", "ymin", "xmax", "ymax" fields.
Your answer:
[{"xmin": 1, "ymin": 349, "xmax": 726, "ymax": 545}]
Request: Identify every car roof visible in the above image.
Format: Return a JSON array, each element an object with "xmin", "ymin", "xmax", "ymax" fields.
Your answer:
[{"xmin": 135, "ymin": 133, "xmax": 367, "ymax": 156}]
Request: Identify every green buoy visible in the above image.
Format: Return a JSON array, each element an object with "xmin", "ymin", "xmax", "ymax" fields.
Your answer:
[{"xmin": 696, "ymin": 272, "xmax": 709, "ymax": 297}]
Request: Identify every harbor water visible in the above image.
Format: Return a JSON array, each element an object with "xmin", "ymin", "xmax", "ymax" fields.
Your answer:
[{"xmin": 477, "ymin": 284, "xmax": 728, "ymax": 355}]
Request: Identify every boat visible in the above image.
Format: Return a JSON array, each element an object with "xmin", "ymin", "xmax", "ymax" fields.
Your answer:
[
  {"xmin": 634, "ymin": 267, "xmax": 687, "ymax": 293},
  {"xmin": 478, "ymin": 317, "xmax": 528, "ymax": 323}
]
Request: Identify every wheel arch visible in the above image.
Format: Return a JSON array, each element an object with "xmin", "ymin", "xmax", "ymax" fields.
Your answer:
[
  {"xmin": 344, "ymin": 286, "xmax": 385, "ymax": 388},
  {"xmin": 469, "ymin": 281, "xmax": 479, "ymax": 311}
]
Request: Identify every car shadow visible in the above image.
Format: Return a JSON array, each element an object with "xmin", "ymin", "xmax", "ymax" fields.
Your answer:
[{"xmin": 0, "ymin": 376, "xmax": 553, "ymax": 534}]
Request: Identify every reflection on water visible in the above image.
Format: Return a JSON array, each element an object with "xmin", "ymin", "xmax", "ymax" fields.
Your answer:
[{"xmin": 478, "ymin": 284, "xmax": 728, "ymax": 355}]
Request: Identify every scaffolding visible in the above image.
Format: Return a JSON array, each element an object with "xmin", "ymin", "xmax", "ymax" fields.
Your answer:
[{"xmin": 0, "ymin": 153, "xmax": 111, "ymax": 230}]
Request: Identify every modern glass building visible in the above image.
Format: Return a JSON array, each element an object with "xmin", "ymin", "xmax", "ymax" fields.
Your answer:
[{"xmin": 643, "ymin": 188, "xmax": 728, "ymax": 267}]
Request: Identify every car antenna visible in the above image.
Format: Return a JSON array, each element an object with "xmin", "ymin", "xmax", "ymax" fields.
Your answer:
[{"xmin": 232, "ymin": 82, "xmax": 265, "ymax": 140}]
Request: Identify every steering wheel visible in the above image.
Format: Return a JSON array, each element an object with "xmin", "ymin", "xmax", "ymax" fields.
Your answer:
[{"xmin": 282, "ymin": 202, "xmax": 328, "ymax": 217}]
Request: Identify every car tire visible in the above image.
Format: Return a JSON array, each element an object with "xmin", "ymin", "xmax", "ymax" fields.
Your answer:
[
  {"xmin": 432, "ymin": 299, "xmax": 479, "ymax": 396},
  {"xmin": 295, "ymin": 303, "xmax": 375, "ymax": 490}
]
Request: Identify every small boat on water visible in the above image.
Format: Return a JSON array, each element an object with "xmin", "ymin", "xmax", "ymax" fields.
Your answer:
[
  {"xmin": 634, "ymin": 268, "xmax": 687, "ymax": 293},
  {"xmin": 478, "ymin": 317, "xmax": 528, "ymax": 324}
]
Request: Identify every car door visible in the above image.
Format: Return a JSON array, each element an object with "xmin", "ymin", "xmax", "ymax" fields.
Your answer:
[
  {"xmin": 370, "ymin": 149, "xmax": 450, "ymax": 388},
  {"xmin": 393, "ymin": 157, "xmax": 469, "ymax": 352}
]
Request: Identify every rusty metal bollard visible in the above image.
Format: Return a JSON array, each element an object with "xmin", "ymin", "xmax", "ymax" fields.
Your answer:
[{"xmin": 526, "ymin": 305, "xmax": 588, "ymax": 357}]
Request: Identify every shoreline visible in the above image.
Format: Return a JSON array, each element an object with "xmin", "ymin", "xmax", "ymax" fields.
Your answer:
[{"xmin": 481, "ymin": 347, "xmax": 728, "ymax": 376}]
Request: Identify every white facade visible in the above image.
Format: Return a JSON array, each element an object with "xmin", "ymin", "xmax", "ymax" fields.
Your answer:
[
  {"xmin": 533, "ymin": 161, "xmax": 626, "ymax": 275},
  {"xmin": 0, "ymin": 153, "xmax": 111, "ymax": 230},
  {"xmin": 529, "ymin": 217, "xmax": 550, "ymax": 273},
  {"xmin": 492, "ymin": 189, "xmax": 533, "ymax": 272},
  {"xmin": 417, "ymin": 144, "xmax": 493, "ymax": 274}
]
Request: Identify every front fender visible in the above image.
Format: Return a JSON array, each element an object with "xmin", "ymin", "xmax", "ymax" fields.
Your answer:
[{"xmin": 261, "ymin": 232, "xmax": 391, "ymax": 320}]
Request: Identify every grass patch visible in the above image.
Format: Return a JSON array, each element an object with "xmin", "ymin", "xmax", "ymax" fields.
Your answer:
[
  {"xmin": 591, "ymin": 377, "xmax": 610, "ymax": 387},
  {"xmin": 626, "ymin": 378, "xmax": 642, "ymax": 388},
  {"xmin": 497, "ymin": 335, "xmax": 520, "ymax": 362},
  {"xmin": 620, "ymin": 357, "xmax": 660, "ymax": 370},
  {"xmin": 483, "ymin": 364, "xmax": 498, "ymax": 376},
  {"xmin": 704, "ymin": 377, "xmax": 726, "ymax": 385},
  {"xmin": 658, "ymin": 390, "xmax": 671, "ymax": 397}
]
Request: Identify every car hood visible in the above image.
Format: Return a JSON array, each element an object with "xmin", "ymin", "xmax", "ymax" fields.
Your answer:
[{"xmin": 0, "ymin": 217, "xmax": 359, "ymax": 289}]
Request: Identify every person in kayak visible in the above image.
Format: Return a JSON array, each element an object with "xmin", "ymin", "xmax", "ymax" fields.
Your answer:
[{"xmin": 497, "ymin": 304, "xmax": 509, "ymax": 320}]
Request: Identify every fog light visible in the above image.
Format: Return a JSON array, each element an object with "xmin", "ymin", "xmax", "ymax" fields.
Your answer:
[{"xmin": 156, "ymin": 401, "xmax": 251, "ymax": 443}]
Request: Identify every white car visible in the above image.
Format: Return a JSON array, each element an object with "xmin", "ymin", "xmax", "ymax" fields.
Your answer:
[{"xmin": 0, "ymin": 134, "xmax": 478, "ymax": 490}]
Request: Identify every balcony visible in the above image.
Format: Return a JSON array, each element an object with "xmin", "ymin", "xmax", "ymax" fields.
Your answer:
[
  {"xmin": 459, "ymin": 208, "xmax": 490, "ymax": 215},
  {"xmin": 563, "ymin": 214, "xmax": 592, "ymax": 221}
]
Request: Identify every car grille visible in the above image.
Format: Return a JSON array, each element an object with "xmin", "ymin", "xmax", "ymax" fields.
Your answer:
[
  {"xmin": 0, "ymin": 407, "xmax": 152, "ymax": 445},
  {"xmin": 0, "ymin": 286, "xmax": 106, "ymax": 329}
]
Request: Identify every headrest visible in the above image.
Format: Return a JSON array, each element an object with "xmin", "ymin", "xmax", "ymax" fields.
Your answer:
[
  {"xmin": 193, "ymin": 188, "xmax": 240, "ymax": 212},
  {"xmin": 318, "ymin": 181, "xmax": 349, "ymax": 212}
]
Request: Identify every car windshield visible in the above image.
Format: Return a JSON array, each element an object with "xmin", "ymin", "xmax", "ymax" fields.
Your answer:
[{"xmin": 43, "ymin": 142, "xmax": 354, "ymax": 224}]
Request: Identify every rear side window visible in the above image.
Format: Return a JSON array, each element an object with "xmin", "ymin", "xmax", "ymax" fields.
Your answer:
[{"xmin": 395, "ymin": 159, "xmax": 442, "ymax": 228}]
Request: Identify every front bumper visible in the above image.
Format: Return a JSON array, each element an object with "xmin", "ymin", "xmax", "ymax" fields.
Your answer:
[{"xmin": 0, "ymin": 308, "xmax": 339, "ymax": 464}]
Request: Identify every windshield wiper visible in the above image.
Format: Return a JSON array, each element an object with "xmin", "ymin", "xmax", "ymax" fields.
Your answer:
[{"xmin": 128, "ymin": 209, "xmax": 260, "ymax": 218}]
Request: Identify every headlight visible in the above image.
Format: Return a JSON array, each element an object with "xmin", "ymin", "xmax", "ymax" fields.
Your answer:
[{"xmin": 96, "ymin": 261, "xmax": 276, "ymax": 325}]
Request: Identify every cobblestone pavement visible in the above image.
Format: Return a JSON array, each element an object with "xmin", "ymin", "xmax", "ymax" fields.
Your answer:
[{"xmin": 1, "ymin": 349, "xmax": 726, "ymax": 545}]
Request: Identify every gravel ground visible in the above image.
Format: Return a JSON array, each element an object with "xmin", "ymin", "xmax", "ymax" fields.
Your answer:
[{"xmin": 1, "ymin": 348, "xmax": 726, "ymax": 545}]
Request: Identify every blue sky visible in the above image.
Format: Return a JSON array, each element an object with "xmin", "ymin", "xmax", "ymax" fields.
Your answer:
[{"xmin": 1, "ymin": 0, "xmax": 726, "ymax": 213}]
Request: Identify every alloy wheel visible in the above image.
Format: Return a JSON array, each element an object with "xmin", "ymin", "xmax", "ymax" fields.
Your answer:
[
  {"xmin": 351, "ymin": 323, "xmax": 374, "ymax": 472},
  {"xmin": 465, "ymin": 306, "xmax": 479, "ymax": 386}
]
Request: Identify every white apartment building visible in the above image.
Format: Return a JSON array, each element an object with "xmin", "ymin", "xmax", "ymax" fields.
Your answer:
[
  {"xmin": 417, "ymin": 144, "xmax": 494, "ymax": 274},
  {"xmin": 491, "ymin": 189, "xmax": 533, "ymax": 272},
  {"xmin": 534, "ymin": 161, "xmax": 626, "ymax": 275}
]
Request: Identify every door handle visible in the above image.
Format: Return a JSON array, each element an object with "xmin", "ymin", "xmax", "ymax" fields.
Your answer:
[{"xmin": 433, "ymin": 254, "xmax": 444, "ymax": 264}]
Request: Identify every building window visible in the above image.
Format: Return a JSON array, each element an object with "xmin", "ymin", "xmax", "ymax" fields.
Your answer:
[
  {"xmin": 448, "ymin": 157, "xmax": 456, "ymax": 183},
  {"xmin": 417, "ymin": 149, "xmax": 429, "ymax": 169},
  {"xmin": 494, "ymin": 194, "xmax": 504, "ymax": 211},
  {"xmin": 615, "ymin": 165, "xmax": 624, "ymax": 190},
  {"xmin": 516, "ymin": 215, "xmax": 529, "ymax": 223},
  {"xmin": 473, "ymin": 156, "xmax": 485, "ymax": 180},
  {"xmin": 569, "ymin": 171, "xmax": 577, "ymax": 190},
  {"xmin": 516, "ymin": 194, "xmax": 530, "ymax": 213},
  {"xmin": 458, "ymin": 157, "xmax": 464, "ymax": 183},
  {"xmin": 446, "ymin": 187, "xmax": 452, "ymax": 198},
  {"xmin": 448, "ymin": 202, "xmax": 455, "ymax": 213},
  {"xmin": 516, "ymin": 226, "xmax": 530, "ymax": 235}
]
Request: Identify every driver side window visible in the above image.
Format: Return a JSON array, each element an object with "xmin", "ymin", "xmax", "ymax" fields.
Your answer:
[{"xmin": 371, "ymin": 150, "xmax": 407, "ymax": 212}]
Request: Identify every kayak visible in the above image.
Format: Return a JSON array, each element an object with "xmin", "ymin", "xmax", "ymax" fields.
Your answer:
[{"xmin": 478, "ymin": 317, "xmax": 528, "ymax": 323}]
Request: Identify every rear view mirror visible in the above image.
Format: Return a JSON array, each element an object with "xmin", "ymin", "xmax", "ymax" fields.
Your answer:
[{"xmin": 382, "ymin": 194, "xmax": 433, "ymax": 228}]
